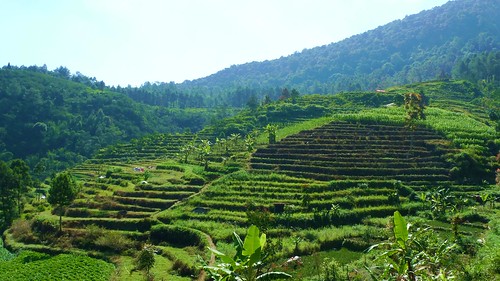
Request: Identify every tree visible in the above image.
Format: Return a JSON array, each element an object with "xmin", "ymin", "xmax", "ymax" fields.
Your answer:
[
  {"xmin": 134, "ymin": 244, "xmax": 156, "ymax": 280},
  {"xmin": 247, "ymin": 94, "xmax": 259, "ymax": 112},
  {"xmin": 280, "ymin": 88, "xmax": 290, "ymax": 100},
  {"xmin": 244, "ymin": 134, "xmax": 256, "ymax": 152},
  {"xmin": 403, "ymin": 92, "xmax": 425, "ymax": 130},
  {"xmin": 0, "ymin": 160, "xmax": 18, "ymax": 231},
  {"xmin": 228, "ymin": 133, "xmax": 241, "ymax": 150},
  {"xmin": 262, "ymin": 94, "xmax": 272, "ymax": 105},
  {"xmin": 290, "ymin": 89, "xmax": 300, "ymax": 104},
  {"xmin": 10, "ymin": 159, "xmax": 32, "ymax": 215},
  {"xmin": 48, "ymin": 172, "xmax": 79, "ymax": 232},
  {"xmin": 179, "ymin": 141, "xmax": 196, "ymax": 163},
  {"xmin": 53, "ymin": 66, "xmax": 71, "ymax": 79}
]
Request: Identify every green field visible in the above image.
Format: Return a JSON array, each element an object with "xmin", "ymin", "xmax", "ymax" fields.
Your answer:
[{"xmin": 2, "ymin": 80, "xmax": 499, "ymax": 280}]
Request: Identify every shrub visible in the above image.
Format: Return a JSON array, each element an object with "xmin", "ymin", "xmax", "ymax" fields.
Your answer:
[
  {"xmin": 181, "ymin": 172, "xmax": 206, "ymax": 185},
  {"xmin": 16, "ymin": 250, "xmax": 51, "ymax": 263},
  {"xmin": 172, "ymin": 259, "xmax": 197, "ymax": 277},
  {"xmin": 76, "ymin": 224, "xmax": 105, "ymax": 249},
  {"xmin": 31, "ymin": 217, "xmax": 58, "ymax": 236},
  {"xmin": 10, "ymin": 219, "xmax": 36, "ymax": 243},
  {"xmin": 321, "ymin": 257, "xmax": 344, "ymax": 281},
  {"xmin": 94, "ymin": 231, "xmax": 136, "ymax": 253},
  {"xmin": 149, "ymin": 225, "xmax": 205, "ymax": 248}
]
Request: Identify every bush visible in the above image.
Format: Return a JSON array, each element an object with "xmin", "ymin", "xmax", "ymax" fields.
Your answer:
[
  {"xmin": 31, "ymin": 217, "xmax": 58, "ymax": 236},
  {"xmin": 9, "ymin": 219, "xmax": 36, "ymax": 243},
  {"xmin": 172, "ymin": 259, "xmax": 197, "ymax": 277},
  {"xmin": 149, "ymin": 225, "xmax": 206, "ymax": 248},
  {"xmin": 181, "ymin": 172, "xmax": 206, "ymax": 185},
  {"xmin": 94, "ymin": 231, "xmax": 136, "ymax": 253},
  {"xmin": 321, "ymin": 257, "xmax": 344, "ymax": 281},
  {"xmin": 16, "ymin": 250, "xmax": 51, "ymax": 263}
]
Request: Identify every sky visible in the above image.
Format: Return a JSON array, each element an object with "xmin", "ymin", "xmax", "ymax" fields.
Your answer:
[{"xmin": 1, "ymin": 0, "xmax": 450, "ymax": 86}]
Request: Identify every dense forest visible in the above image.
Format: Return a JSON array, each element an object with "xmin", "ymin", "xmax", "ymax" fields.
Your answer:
[
  {"xmin": 177, "ymin": 0, "xmax": 499, "ymax": 101},
  {"xmin": 0, "ymin": 67, "xmax": 232, "ymax": 178}
]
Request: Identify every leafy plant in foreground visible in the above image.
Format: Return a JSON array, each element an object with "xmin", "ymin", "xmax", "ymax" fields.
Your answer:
[
  {"xmin": 203, "ymin": 225, "xmax": 292, "ymax": 280},
  {"xmin": 367, "ymin": 211, "xmax": 457, "ymax": 281}
]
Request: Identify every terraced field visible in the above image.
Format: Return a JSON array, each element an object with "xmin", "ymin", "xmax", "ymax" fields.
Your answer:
[
  {"xmin": 251, "ymin": 121, "xmax": 452, "ymax": 183},
  {"xmin": 93, "ymin": 133, "xmax": 199, "ymax": 163},
  {"xmin": 7, "ymin": 106, "xmax": 497, "ymax": 280},
  {"xmin": 159, "ymin": 118, "xmax": 494, "ymax": 258},
  {"xmin": 66, "ymin": 160, "xmax": 206, "ymax": 232}
]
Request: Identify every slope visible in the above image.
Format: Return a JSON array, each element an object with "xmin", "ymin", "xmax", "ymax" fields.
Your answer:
[
  {"xmin": 180, "ymin": 0, "xmax": 500, "ymax": 95},
  {"xmin": 4, "ymin": 80, "xmax": 499, "ymax": 280},
  {"xmin": 0, "ymin": 67, "xmax": 220, "ymax": 178}
]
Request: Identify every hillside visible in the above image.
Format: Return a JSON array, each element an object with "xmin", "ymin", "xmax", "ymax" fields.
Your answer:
[
  {"xmin": 2, "ymin": 79, "xmax": 499, "ymax": 280},
  {"xmin": 179, "ymin": 0, "xmax": 499, "ymax": 97},
  {"xmin": 0, "ymin": 67, "xmax": 226, "ymax": 178}
]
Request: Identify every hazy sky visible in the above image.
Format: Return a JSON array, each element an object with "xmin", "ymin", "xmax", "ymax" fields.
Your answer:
[{"xmin": 1, "ymin": 0, "xmax": 449, "ymax": 86}]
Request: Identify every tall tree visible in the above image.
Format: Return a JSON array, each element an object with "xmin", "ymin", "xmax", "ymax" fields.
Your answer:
[
  {"xmin": 290, "ymin": 88, "xmax": 300, "ymax": 104},
  {"xmin": 10, "ymin": 159, "xmax": 32, "ymax": 215},
  {"xmin": 0, "ymin": 160, "xmax": 18, "ymax": 231},
  {"xmin": 280, "ymin": 88, "xmax": 290, "ymax": 100},
  {"xmin": 48, "ymin": 172, "xmax": 79, "ymax": 232}
]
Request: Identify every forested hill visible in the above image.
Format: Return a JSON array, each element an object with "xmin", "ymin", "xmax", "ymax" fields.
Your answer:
[
  {"xmin": 180, "ymin": 0, "xmax": 499, "ymax": 95},
  {"xmin": 0, "ymin": 68, "xmax": 222, "ymax": 178}
]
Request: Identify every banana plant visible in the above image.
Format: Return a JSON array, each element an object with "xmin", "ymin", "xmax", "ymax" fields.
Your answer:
[
  {"xmin": 264, "ymin": 124, "xmax": 278, "ymax": 144},
  {"xmin": 198, "ymin": 139, "xmax": 212, "ymax": 170},
  {"xmin": 203, "ymin": 225, "xmax": 291, "ymax": 281},
  {"xmin": 367, "ymin": 211, "xmax": 419, "ymax": 281},
  {"xmin": 367, "ymin": 211, "xmax": 456, "ymax": 281}
]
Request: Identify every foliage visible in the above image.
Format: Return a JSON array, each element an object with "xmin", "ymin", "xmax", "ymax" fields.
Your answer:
[
  {"xmin": 368, "ymin": 211, "xmax": 458, "ymax": 281},
  {"xmin": 198, "ymin": 139, "xmax": 212, "ymax": 170},
  {"xmin": 94, "ymin": 231, "xmax": 136, "ymax": 253},
  {"xmin": 403, "ymin": 93, "xmax": 425, "ymax": 130},
  {"xmin": 0, "ymin": 160, "xmax": 19, "ymax": 231},
  {"xmin": 47, "ymin": 172, "xmax": 79, "ymax": 232},
  {"xmin": 460, "ymin": 216, "xmax": 500, "ymax": 280},
  {"xmin": 203, "ymin": 225, "xmax": 292, "ymax": 281},
  {"xmin": 150, "ymin": 224, "xmax": 206, "ymax": 248},
  {"xmin": 0, "ymin": 68, "xmax": 220, "ymax": 178},
  {"xmin": 134, "ymin": 244, "xmax": 157, "ymax": 278},
  {"xmin": 179, "ymin": 0, "xmax": 499, "ymax": 98},
  {"xmin": 264, "ymin": 124, "xmax": 278, "ymax": 145},
  {"xmin": 0, "ymin": 251, "xmax": 114, "ymax": 281},
  {"xmin": 0, "ymin": 236, "xmax": 13, "ymax": 262},
  {"xmin": 320, "ymin": 257, "xmax": 345, "ymax": 281}
]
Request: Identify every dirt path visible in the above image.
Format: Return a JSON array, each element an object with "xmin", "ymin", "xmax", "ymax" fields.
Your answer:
[{"xmin": 197, "ymin": 232, "xmax": 216, "ymax": 281}]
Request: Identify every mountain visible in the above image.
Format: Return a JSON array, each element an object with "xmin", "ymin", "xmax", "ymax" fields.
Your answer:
[
  {"xmin": 179, "ymin": 0, "xmax": 499, "ymax": 96},
  {"xmin": 0, "ymin": 68, "xmax": 221, "ymax": 178}
]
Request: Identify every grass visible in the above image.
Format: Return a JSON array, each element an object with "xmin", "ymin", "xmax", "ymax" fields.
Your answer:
[
  {"xmin": 278, "ymin": 248, "xmax": 363, "ymax": 280},
  {"xmin": 111, "ymin": 254, "xmax": 191, "ymax": 281},
  {"xmin": 256, "ymin": 116, "xmax": 336, "ymax": 145}
]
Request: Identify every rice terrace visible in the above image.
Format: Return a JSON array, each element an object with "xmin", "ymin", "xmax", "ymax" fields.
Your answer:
[{"xmin": 1, "ymin": 0, "xmax": 499, "ymax": 280}]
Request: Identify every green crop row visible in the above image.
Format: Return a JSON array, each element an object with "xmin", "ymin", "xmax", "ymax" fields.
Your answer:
[
  {"xmin": 113, "ymin": 190, "xmax": 194, "ymax": 200},
  {"xmin": 0, "ymin": 251, "xmax": 114, "ymax": 281}
]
